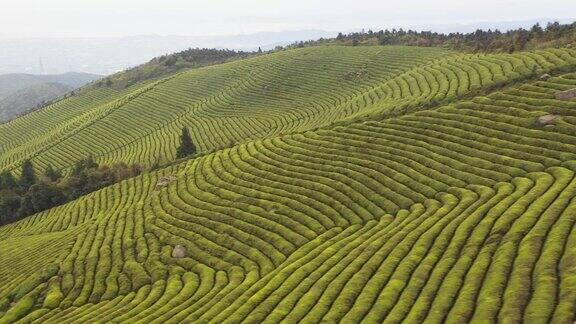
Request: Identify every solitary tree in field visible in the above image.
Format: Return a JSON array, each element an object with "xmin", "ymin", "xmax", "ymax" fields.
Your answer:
[
  {"xmin": 176, "ymin": 127, "xmax": 196, "ymax": 158},
  {"xmin": 19, "ymin": 160, "xmax": 37, "ymax": 190}
]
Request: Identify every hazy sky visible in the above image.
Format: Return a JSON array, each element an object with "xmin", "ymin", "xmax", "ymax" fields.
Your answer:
[{"xmin": 2, "ymin": 0, "xmax": 576, "ymax": 38}]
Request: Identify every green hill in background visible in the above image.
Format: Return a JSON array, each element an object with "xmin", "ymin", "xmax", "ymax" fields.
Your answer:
[
  {"xmin": 0, "ymin": 73, "xmax": 100, "ymax": 100},
  {"xmin": 0, "ymin": 73, "xmax": 101, "ymax": 123},
  {"xmin": 0, "ymin": 83, "xmax": 73, "ymax": 122}
]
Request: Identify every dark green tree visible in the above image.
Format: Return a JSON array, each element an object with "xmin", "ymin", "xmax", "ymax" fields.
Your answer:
[
  {"xmin": 514, "ymin": 29, "xmax": 530, "ymax": 51},
  {"xmin": 0, "ymin": 191, "xmax": 21, "ymax": 224},
  {"xmin": 73, "ymin": 155, "xmax": 98, "ymax": 176},
  {"xmin": 19, "ymin": 160, "xmax": 37, "ymax": 190},
  {"xmin": 0, "ymin": 171, "xmax": 17, "ymax": 191},
  {"xmin": 176, "ymin": 127, "xmax": 196, "ymax": 158},
  {"xmin": 531, "ymin": 23, "xmax": 544, "ymax": 37},
  {"xmin": 164, "ymin": 56, "xmax": 177, "ymax": 67},
  {"xmin": 27, "ymin": 183, "xmax": 67, "ymax": 213},
  {"xmin": 44, "ymin": 165, "xmax": 62, "ymax": 182},
  {"xmin": 17, "ymin": 195, "xmax": 34, "ymax": 217}
]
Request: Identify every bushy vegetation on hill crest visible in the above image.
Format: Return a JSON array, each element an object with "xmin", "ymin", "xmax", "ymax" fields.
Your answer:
[{"xmin": 286, "ymin": 21, "xmax": 576, "ymax": 53}]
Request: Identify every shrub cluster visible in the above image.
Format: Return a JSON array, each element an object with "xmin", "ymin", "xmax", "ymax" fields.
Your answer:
[
  {"xmin": 0, "ymin": 157, "xmax": 143, "ymax": 226},
  {"xmin": 0, "ymin": 126, "xmax": 199, "ymax": 226}
]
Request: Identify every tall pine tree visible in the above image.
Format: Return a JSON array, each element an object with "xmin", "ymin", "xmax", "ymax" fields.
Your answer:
[{"xmin": 176, "ymin": 127, "xmax": 196, "ymax": 158}]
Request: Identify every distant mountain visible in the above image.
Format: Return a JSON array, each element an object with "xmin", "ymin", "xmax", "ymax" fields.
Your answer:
[
  {"xmin": 0, "ymin": 31, "xmax": 336, "ymax": 76},
  {"xmin": 0, "ymin": 82, "xmax": 73, "ymax": 122},
  {"xmin": 0, "ymin": 72, "xmax": 101, "ymax": 99},
  {"xmin": 0, "ymin": 72, "xmax": 101, "ymax": 122}
]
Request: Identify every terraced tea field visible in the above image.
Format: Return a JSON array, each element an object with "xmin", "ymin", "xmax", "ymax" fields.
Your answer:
[
  {"xmin": 2, "ymin": 45, "xmax": 576, "ymax": 323},
  {"xmin": 2, "ymin": 46, "xmax": 576, "ymax": 175},
  {"xmin": 0, "ymin": 46, "xmax": 448, "ymax": 173}
]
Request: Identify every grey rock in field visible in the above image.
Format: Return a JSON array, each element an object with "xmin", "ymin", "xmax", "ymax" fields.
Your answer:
[
  {"xmin": 155, "ymin": 175, "xmax": 177, "ymax": 190},
  {"xmin": 172, "ymin": 245, "xmax": 187, "ymax": 258},
  {"xmin": 556, "ymin": 88, "xmax": 576, "ymax": 101},
  {"xmin": 539, "ymin": 73, "xmax": 551, "ymax": 81},
  {"xmin": 535, "ymin": 114, "xmax": 559, "ymax": 127}
]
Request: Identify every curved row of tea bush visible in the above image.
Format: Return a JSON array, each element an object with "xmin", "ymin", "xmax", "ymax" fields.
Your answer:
[
  {"xmin": 205, "ymin": 170, "xmax": 576, "ymax": 323},
  {"xmin": 9, "ymin": 168, "xmax": 576, "ymax": 323}
]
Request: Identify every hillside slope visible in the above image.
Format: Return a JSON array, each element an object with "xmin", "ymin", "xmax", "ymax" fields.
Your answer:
[
  {"xmin": 1, "ymin": 46, "xmax": 576, "ymax": 175},
  {"xmin": 0, "ymin": 46, "xmax": 453, "ymax": 173},
  {"xmin": 1, "ymin": 46, "xmax": 576, "ymax": 323}
]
